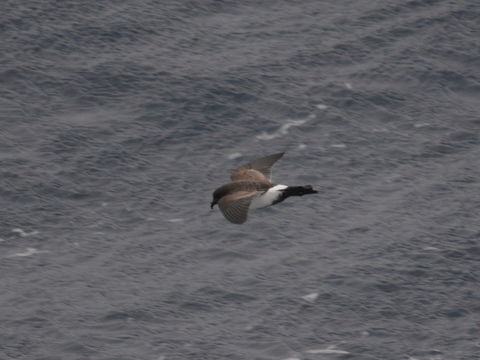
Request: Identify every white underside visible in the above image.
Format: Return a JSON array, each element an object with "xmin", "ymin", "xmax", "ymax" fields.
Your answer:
[{"xmin": 250, "ymin": 184, "xmax": 287, "ymax": 209}]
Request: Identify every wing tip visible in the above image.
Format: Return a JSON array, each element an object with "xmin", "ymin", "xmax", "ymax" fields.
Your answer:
[{"xmin": 228, "ymin": 217, "xmax": 247, "ymax": 224}]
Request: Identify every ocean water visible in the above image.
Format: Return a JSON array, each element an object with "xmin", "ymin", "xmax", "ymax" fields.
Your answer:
[{"xmin": 1, "ymin": 0, "xmax": 480, "ymax": 359}]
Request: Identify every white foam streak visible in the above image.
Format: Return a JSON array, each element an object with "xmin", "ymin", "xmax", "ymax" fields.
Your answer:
[
  {"xmin": 414, "ymin": 123, "xmax": 430, "ymax": 128},
  {"xmin": 256, "ymin": 114, "xmax": 315, "ymax": 140},
  {"xmin": 11, "ymin": 228, "xmax": 39, "ymax": 237},
  {"xmin": 7, "ymin": 248, "xmax": 49, "ymax": 258},
  {"xmin": 306, "ymin": 346, "xmax": 349, "ymax": 355},
  {"xmin": 227, "ymin": 152, "xmax": 242, "ymax": 160},
  {"xmin": 301, "ymin": 292, "xmax": 319, "ymax": 302}
]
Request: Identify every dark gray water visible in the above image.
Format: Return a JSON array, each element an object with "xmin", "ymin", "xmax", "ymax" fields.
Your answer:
[{"xmin": 1, "ymin": 1, "xmax": 480, "ymax": 359}]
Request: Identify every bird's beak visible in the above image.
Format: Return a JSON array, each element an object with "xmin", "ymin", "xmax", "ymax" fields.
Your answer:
[{"xmin": 210, "ymin": 202, "xmax": 215, "ymax": 209}]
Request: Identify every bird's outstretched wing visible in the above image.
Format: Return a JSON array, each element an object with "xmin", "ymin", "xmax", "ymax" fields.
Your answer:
[
  {"xmin": 230, "ymin": 152, "xmax": 285, "ymax": 183},
  {"xmin": 218, "ymin": 191, "xmax": 259, "ymax": 224}
]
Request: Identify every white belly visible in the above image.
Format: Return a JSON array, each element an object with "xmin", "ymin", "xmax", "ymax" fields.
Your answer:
[{"xmin": 250, "ymin": 184, "xmax": 287, "ymax": 209}]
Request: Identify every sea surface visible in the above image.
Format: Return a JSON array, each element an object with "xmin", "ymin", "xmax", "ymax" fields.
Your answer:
[{"xmin": 1, "ymin": 1, "xmax": 479, "ymax": 359}]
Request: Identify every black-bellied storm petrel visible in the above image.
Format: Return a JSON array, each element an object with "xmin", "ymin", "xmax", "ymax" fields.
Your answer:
[{"xmin": 211, "ymin": 152, "xmax": 317, "ymax": 224}]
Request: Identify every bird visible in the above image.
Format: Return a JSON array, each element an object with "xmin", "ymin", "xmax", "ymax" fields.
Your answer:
[{"xmin": 211, "ymin": 152, "xmax": 318, "ymax": 224}]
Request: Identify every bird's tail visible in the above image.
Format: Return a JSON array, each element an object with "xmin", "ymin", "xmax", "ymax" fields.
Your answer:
[{"xmin": 283, "ymin": 185, "xmax": 318, "ymax": 197}]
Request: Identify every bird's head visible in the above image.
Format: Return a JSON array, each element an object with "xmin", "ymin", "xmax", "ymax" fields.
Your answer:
[
  {"xmin": 210, "ymin": 199, "xmax": 217, "ymax": 209},
  {"xmin": 211, "ymin": 186, "xmax": 226, "ymax": 209},
  {"xmin": 211, "ymin": 193, "xmax": 220, "ymax": 209}
]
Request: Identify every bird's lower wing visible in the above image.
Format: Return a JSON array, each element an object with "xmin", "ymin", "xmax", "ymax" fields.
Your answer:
[{"xmin": 218, "ymin": 191, "xmax": 259, "ymax": 224}]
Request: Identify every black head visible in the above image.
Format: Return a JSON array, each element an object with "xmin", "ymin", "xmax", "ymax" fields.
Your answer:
[{"xmin": 211, "ymin": 184, "xmax": 231, "ymax": 209}]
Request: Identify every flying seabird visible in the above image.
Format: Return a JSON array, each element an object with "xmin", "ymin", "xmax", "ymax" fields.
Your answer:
[{"xmin": 211, "ymin": 152, "xmax": 317, "ymax": 224}]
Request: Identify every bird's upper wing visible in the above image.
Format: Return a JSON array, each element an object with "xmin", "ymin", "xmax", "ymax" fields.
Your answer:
[
  {"xmin": 218, "ymin": 191, "xmax": 259, "ymax": 224},
  {"xmin": 230, "ymin": 152, "xmax": 285, "ymax": 183}
]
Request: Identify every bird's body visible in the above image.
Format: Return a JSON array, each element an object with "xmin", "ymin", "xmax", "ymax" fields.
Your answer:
[
  {"xmin": 211, "ymin": 152, "xmax": 317, "ymax": 224},
  {"xmin": 250, "ymin": 184, "xmax": 288, "ymax": 209}
]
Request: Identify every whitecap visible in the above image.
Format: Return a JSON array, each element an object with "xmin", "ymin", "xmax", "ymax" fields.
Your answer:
[
  {"xmin": 345, "ymin": 82, "xmax": 353, "ymax": 90},
  {"xmin": 423, "ymin": 246, "xmax": 440, "ymax": 251},
  {"xmin": 167, "ymin": 218, "xmax": 184, "ymax": 223},
  {"xmin": 298, "ymin": 144, "xmax": 307, "ymax": 150},
  {"xmin": 316, "ymin": 104, "xmax": 328, "ymax": 110},
  {"xmin": 256, "ymin": 132, "xmax": 279, "ymax": 140},
  {"xmin": 256, "ymin": 114, "xmax": 316, "ymax": 141},
  {"xmin": 306, "ymin": 345, "xmax": 349, "ymax": 355},
  {"xmin": 331, "ymin": 144, "xmax": 346, "ymax": 148},
  {"xmin": 7, "ymin": 248, "xmax": 49, "ymax": 258},
  {"xmin": 301, "ymin": 292, "xmax": 319, "ymax": 302},
  {"xmin": 414, "ymin": 123, "xmax": 430, "ymax": 128},
  {"xmin": 227, "ymin": 152, "xmax": 242, "ymax": 160},
  {"xmin": 11, "ymin": 228, "xmax": 39, "ymax": 237}
]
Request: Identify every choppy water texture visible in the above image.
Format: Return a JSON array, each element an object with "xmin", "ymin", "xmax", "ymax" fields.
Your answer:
[{"xmin": 1, "ymin": 1, "xmax": 480, "ymax": 359}]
